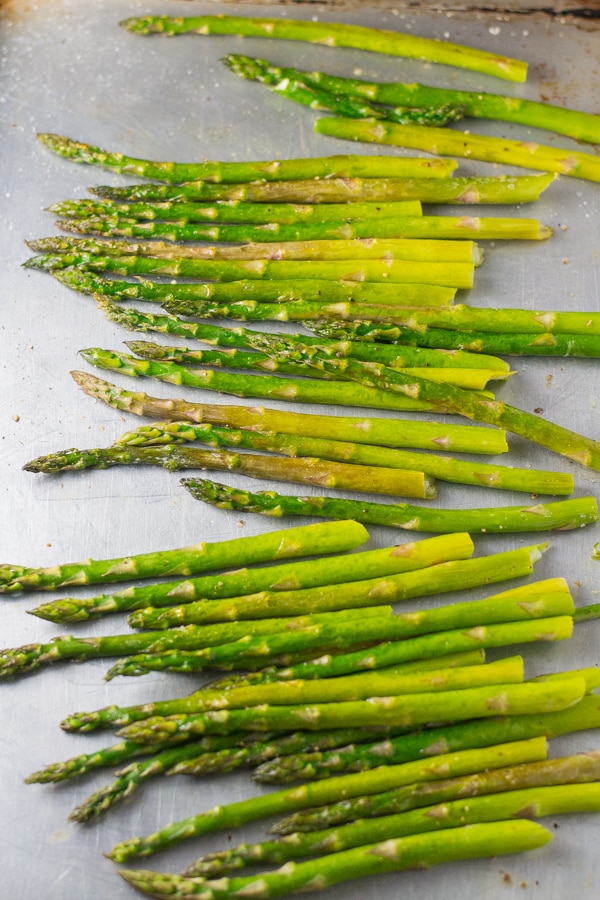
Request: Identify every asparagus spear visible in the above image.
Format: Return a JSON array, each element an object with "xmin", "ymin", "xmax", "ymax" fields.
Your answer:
[
  {"xmin": 38, "ymin": 133, "xmax": 457, "ymax": 181},
  {"xmin": 24, "ymin": 443, "xmax": 439, "ymax": 501},
  {"xmin": 50, "ymin": 197, "xmax": 424, "ymax": 224},
  {"xmin": 225, "ymin": 56, "xmax": 600, "ymax": 144},
  {"xmin": 99, "ymin": 300, "xmax": 508, "ymax": 371},
  {"xmin": 275, "ymin": 747, "xmax": 600, "ymax": 833},
  {"xmin": 125, "ymin": 576, "xmax": 570, "ymax": 643},
  {"xmin": 307, "ymin": 318, "xmax": 600, "ymax": 359},
  {"xmin": 127, "ymin": 341, "xmax": 507, "ymax": 391},
  {"xmin": 112, "ymin": 419, "xmax": 571, "ymax": 497},
  {"xmin": 54, "ymin": 212, "xmax": 550, "ymax": 242},
  {"xmin": 76, "ymin": 348, "xmax": 463, "ymax": 414},
  {"xmin": 120, "ymin": 821, "xmax": 551, "ymax": 897},
  {"xmin": 25, "ymin": 734, "xmax": 249, "ymax": 785},
  {"xmin": 255, "ymin": 690, "xmax": 600, "ymax": 785},
  {"xmin": 0, "ymin": 605, "xmax": 393, "ymax": 680},
  {"xmin": 0, "ymin": 519, "xmax": 365, "ymax": 594},
  {"xmin": 256, "ymin": 339, "xmax": 600, "ymax": 470},
  {"xmin": 224, "ymin": 53, "xmax": 465, "ymax": 126},
  {"xmin": 88, "ymin": 174, "xmax": 551, "ymax": 204},
  {"xmin": 72, "ymin": 371, "xmax": 510, "ymax": 455},
  {"xmin": 30, "ymin": 532, "xmax": 475, "ymax": 625},
  {"xmin": 27, "ymin": 234, "xmax": 484, "ymax": 264},
  {"xmin": 106, "ymin": 738, "xmax": 552, "ymax": 861},
  {"xmin": 65, "ymin": 658, "xmax": 526, "ymax": 734},
  {"xmin": 180, "ymin": 784, "xmax": 600, "ymax": 881},
  {"xmin": 26, "ymin": 251, "xmax": 476, "ymax": 288},
  {"xmin": 119, "ymin": 15, "xmax": 528, "ymax": 82},
  {"xmin": 34, "ymin": 662, "xmax": 483, "ymax": 782},
  {"xmin": 184, "ymin": 478, "xmax": 600, "ymax": 535},
  {"xmin": 51, "ymin": 266, "xmax": 457, "ymax": 308},
  {"xmin": 316, "ymin": 116, "xmax": 600, "ymax": 184}
]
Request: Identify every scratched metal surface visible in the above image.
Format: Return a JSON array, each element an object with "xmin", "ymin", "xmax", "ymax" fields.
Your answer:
[{"xmin": 1, "ymin": 1, "xmax": 600, "ymax": 898}]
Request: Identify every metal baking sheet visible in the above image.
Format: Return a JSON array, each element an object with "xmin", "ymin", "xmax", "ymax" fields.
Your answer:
[{"xmin": 2, "ymin": 2, "xmax": 600, "ymax": 897}]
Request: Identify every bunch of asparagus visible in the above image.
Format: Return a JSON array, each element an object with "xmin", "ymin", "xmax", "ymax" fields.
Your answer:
[{"xmin": 11, "ymin": 524, "xmax": 600, "ymax": 897}]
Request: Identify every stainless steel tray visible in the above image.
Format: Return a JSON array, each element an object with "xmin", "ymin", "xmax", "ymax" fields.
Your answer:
[{"xmin": 2, "ymin": 2, "xmax": 600, "ymax": 897}]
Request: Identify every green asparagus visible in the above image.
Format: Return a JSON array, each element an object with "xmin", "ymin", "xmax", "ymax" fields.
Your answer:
[
  {"xmin": 184, "ymin": 478, "xmax": 599, "ymax": 534},
  {"xmin": 126, "ymin": 341, "xmax": 508, "ymax": 390},
  {"xmin": 87, "ymin": 173, "xmax": 549, "ymax": 203},
  {"xmin": 0, "ymin": 519, "xmax": 366, "ymax": 594},
  {"xmin": 38, "ymin": 133, "xmax": 457, "ymax": 181},
  {"xmin": 29, "ymin": 532, "xmax": 476, "ymax": 624},
  {"xmin": 254, "ymin": 690, "xmax": 600, "ymax": 785},
  {"xmin": 307, "ymin": 319, "xmax": 600, "ymax": 359},
  {"xmin": 71, "ymin": 370, "xmax": 510, "ymax": 454},
  {"xmin": 112, "ymin": 418, "xmax": 571, "ymax": 497},
  {"xmin": 76, "ymin": 348, "xmax": 469, "ymax": 414},
  {"xmin": 181, "ymin": 784, "xmax": 600, "ymax": 878},
  {"xmin": 225, "ymin": 56, "xmax": 600, "ymax": 144},
  {"xmin": 275, "ymin": 747, "xmax": 600, "ymax": 833},
  {"xmin": 255, "ymin": 338, "xmax": 600, "ymax": 470},
  {"xmin": 316, "ymin": 116, "xmax": 600, "ymax": 184},
  {"xmin": 119, "ymin": 15, "xmax": 528, "ymax": 82},
  {"xmin": 107, "ymin": 739, "xmax": 553, "ymax": 861}
]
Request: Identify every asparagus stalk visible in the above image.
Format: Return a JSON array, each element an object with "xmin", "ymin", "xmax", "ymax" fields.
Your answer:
[
  {"xmin": 25, "ymin": 734, "xmax": 248, "ymax": 785},
  {"xmin": 76, "ymin": 348, "xmax": 466, "ymax": 414},
  {"xmin": 98, "ymin": 300, "xmax": 508, "ymax": 371},
  {"xmin": 112, "ymin": 418, "xmax": 572, "ymax": 497},
  {"xmin": 106, "ymin": 738, "xmax": 552, "ymax": 861},
  {"xmin": 0, "ymin": 605, "xmax": 393, "ymax": 680},
  {"xmin": 0, "ymin": 519, "xmax": 365, "ymax": 594},
  {"xmin": 34, "ymin": 663, "xmax": 483, "ymax": 782},
  {"xmin": 307, "ymin": 318, "xmax": 600, "ymax": 359},
  {"xmin": 26, "ymin": 251, "xmax": 476, "ymax": 288},
  {"xmin": 50, "ymin": 197, "xmax": 424, "ymax": 224},
  {"xmin": 225, "ymin": 56, "xmax": 600, "ymax": 144},
  {"xmin": 27, "ymin": 234, "xmax": 484, "ymax": 264},
  {"xmin": 120, "ymin": 821, "xmax": 551, "ymax": 897},
  {"xmin": 72, "ymin": 371, "xmax": 510, "ymax": 455},
  {"xmin": 88, "ymin": 174, "xmax": 549, "ymax": 204},
  {"xmin": 119, "ymin": 15, "xmax": 528, "ymax": 82},
  {"xmin": 275, "ymin": 748, "xmax": 600, "ymax": 833},
  {"xmin": 24, "ymin": 443, "xmax": 439, "ymax": 501},
  {"xmin": 65, "ymin": 658, "xmax": 526, "ymax": 734},
  {"xmin": 184, "ymin": 478, "xmax": 600, "ymax": 535},
  {"xmin": 38, "ymin": 133, "xmax": 457, "ymax": 181},
  {"xmin": 225, "ymin": 53, "xmax": 465, "ymax": 126},
  {"xmin": 51, "ymin": 266, "xmax": 457, "ymax": 308},
  {"xmin": 126, "ymin": 341, "xmax": 508, "ymax": 391},
  {"xmin": 180, "ymin": 784, "xmax": 600, "ymax": 882},
  {"xmin": 54, "ymin": 212, "xmax": 550, "ymax": 242},
  {"xmin": 257, "ymin": 339, "xmax": 600, "ymax": 470},
  {"xmin": 30, "ymin": 532, "xmax": 475, "ymax": 625},
  {"xmin": 316, "ymin": 116, "xmax": 600, "ymax": 184},
  {"xmin": 108, "ymin": 616, "xmax": 572, "ymax": 681},
  {"xmin": 125, "ymin": 576, "xmax": 571, "ymax": 642},
  {"xmin": 255, "ymin": 690, "xmax": 600, "ymax": 785}
]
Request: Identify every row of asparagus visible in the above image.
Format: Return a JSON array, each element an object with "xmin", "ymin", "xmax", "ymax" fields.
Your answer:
[{"xmin": 7, "ymin": 523, "xmax": 600, "ymax": 896}]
